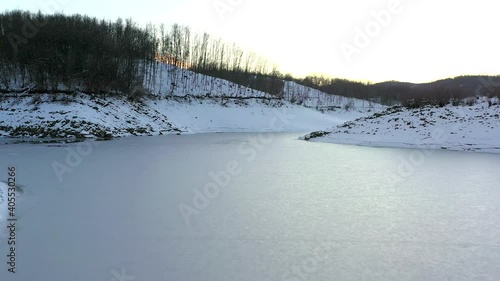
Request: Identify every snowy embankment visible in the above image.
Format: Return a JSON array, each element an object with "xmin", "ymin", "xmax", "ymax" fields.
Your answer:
[
  {"xmin": 282, "ymin": 80, "xmax": 385, "ymax": 123},
  {"xmin": 148, "ymin": 98, "xmax": 343, "ymax": 133},
  {"xmin": 0, "ymin": 94, "xmax": 181, "ymax": 139},
  {"xmin": 282, "ymin": 81, "xmax": 382, "ymax": 110},
  {"xmin": 305, "ymin": 98, "xmax": 500, "ymax": 153},
  {"xmin": 0, "ymin": 94, "xmax": 354, "ymax": 139},
  {"xmin": 0, "ymin": 63, "xmax": 380, "ymax": 139}
]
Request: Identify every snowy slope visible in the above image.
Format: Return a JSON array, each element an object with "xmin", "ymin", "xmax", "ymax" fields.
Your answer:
[
  {"xmin": 281, "ymin": 81, "xmax": 385, "ymax": 123},
  {"xmin": 145, "ymin": 68, "xmax": 385, "ymax": 132},
  {"xmin": 282, "ymin": 81, "xmax": 383, "ymax": 110},
  {"xmin": 305, "ymin": 98, "xmax": 500, "ymax": 153},
  {"xmin": 0, "ymin": 94, "xmax": 350, "ymax": 138},
  {"xmin": 0, "ymin": 63, "xmax": 383, "ymax": 139},
  {"xmin": 146, "ymin": 64, "xmax": 385, "ymax": 115},
  {"xmin": 146, "ymin": 64, "xmax": 270, "ymax": 98},
  {"xmin": 0, "ymin": 94, "xmax": 181, "ymax": 139},
  {"xmin": 147, "ymin": 98, "xmax": 345, "ymax": 133},
  {"xmin": 146, "ymin": 64, "xmax": 381, "ymax": 112}
]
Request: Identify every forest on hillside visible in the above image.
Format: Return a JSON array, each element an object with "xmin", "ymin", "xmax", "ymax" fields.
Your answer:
[
  {"xmin": 299, "ymin": 75, "xmax": 500, "ymax": 107},
  {"xmin": 1, "ymin": 10, "xmax": 498, "ymax": 106},
  {"xmin": 0, "ymin": 11, "xmax": 287, "ymax": 97}
]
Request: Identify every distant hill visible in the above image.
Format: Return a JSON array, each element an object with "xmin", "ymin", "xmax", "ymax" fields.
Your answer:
[
  {"xmin": 375, "ymin": 75, "xmax": 500, "ymax": 95},
  {"xmin": 370, "ymin": 75, "xmax": 500, "ymax": 105}
]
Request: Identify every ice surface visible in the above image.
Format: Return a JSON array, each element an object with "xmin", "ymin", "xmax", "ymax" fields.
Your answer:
[
  {"xmin": 0, "ymin": 182, "xmax": 7, "ymax": 241},
  {"xmin": 0, "ymin": 133, "xmax": 499, "ymax": 281}
]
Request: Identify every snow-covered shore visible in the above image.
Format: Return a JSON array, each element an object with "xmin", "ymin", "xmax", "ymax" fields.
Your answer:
[
  {"xmin": 305, "ymin": 98, "xmax": 500, "ymax": 154},
  {"xmin": 0, "ymin": 94, "xmax": 366, "ymax": 139},
  {"xmin": 0, "ymin": 63, "xmax": 381, "ymax": 139}
]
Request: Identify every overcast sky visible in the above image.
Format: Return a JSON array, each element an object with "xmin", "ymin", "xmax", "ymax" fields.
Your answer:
[{"xmin": 3, "ymin": 0, "xmax": 500, "ymax": 83}]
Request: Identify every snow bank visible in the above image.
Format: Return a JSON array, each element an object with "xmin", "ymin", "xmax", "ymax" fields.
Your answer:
[
  {"xmin": 146, "ymin": 64, "xmax": 385, "ymax": 114},
  {"xmin": 306, "ymin": 100, "xmax": 500, "ymax": 153},
  {"xmin": 0, "ymin": 94, "xmax": 354, "ymax": 138},
  {"xmin": 148, "ymin": 99, "xmax": 346, "ymax": 133},
  {"xmin": 147, "ymin": 64, "xmax": 271, "ymax": 98},
  {"xmin": 0, "ymin": 63, "xmax": 384, "ymax": 138},
  {"xmin": 0, "ymin": 94, "xmax": 181, "ymax": 138},
  {"xmin": 282, "ymin": 81, "xmax": 384, "ymax": 110}
]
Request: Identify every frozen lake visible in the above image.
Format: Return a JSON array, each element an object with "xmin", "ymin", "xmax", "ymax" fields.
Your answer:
[{"xmin": 1, "ymin": 133, "xmax": 500, "ymax": 281}]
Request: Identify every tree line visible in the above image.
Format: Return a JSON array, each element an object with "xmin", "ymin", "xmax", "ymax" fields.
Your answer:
[
  {"xmin": 0, "ymin": 10, "xmax": 286, "ymax": 98},
  {"xmin": 157, "ymin": 23, "xmax": 286, "ymax": 96},
  {"xmin": 1, "ymin": 10, "xmax": 498, "ymax": 106},
  {"xmin": 293, "ymin": 74, "xmax": 500, "ymax": 106},
  {"xmin": 0, "ymin": 11, "xmax": 157, "ymax": 95}
]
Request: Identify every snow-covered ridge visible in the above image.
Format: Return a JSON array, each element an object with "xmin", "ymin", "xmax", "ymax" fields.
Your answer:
[
  {"xmin": 305, "ymin": 97, "xmax": 500, "ymax": 154},
  {"xmin": 145, "ymin": 64, "xmax": 382, "ymax": 112},
  {"xmin": 282, "ymin": 81, "xmax": 383, "ymax": 110},
  {"xmin": 146, "ymin": 64, "xmax": 271, "ymax": 98}
]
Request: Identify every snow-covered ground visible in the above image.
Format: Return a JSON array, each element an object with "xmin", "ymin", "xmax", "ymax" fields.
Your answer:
[
  {"xmin": 147, "ymin": 64, "xmax": 383, "ymax": 113},
  {"xmin": 0, "ymin": 63, "xmax": 382, "ymax": 138},
  {"xmin": 0, "ymin": 94, "xmax": 181, "ymax": 138},
  {"xmin": 282, "ymin": 81, "xmax": 382, "ymax": 110},
  {"xmin": 146, "ymin": 98, "xmax": 347, "ymax": 133},
  {"xmin": 0, "ymin": 94, "xmax": 357, "ymax": 138},
  {"xmin": 147, "ymin": 64, "xmax": 270, "ymax": 98},
  {"xmin": 305, "ymin": 98, "xmax": 500, "ymax": 153}
]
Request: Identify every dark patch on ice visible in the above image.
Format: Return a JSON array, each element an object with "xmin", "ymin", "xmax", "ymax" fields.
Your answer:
[{"xmin": 0, "ymin": 181, "xmax": 24, "ymax": 195}]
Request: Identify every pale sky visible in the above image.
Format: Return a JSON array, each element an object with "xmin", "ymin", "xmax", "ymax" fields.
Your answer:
[{"xmin": 3, "ymin": 0, "xmax": 500, "ymax": 83}]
